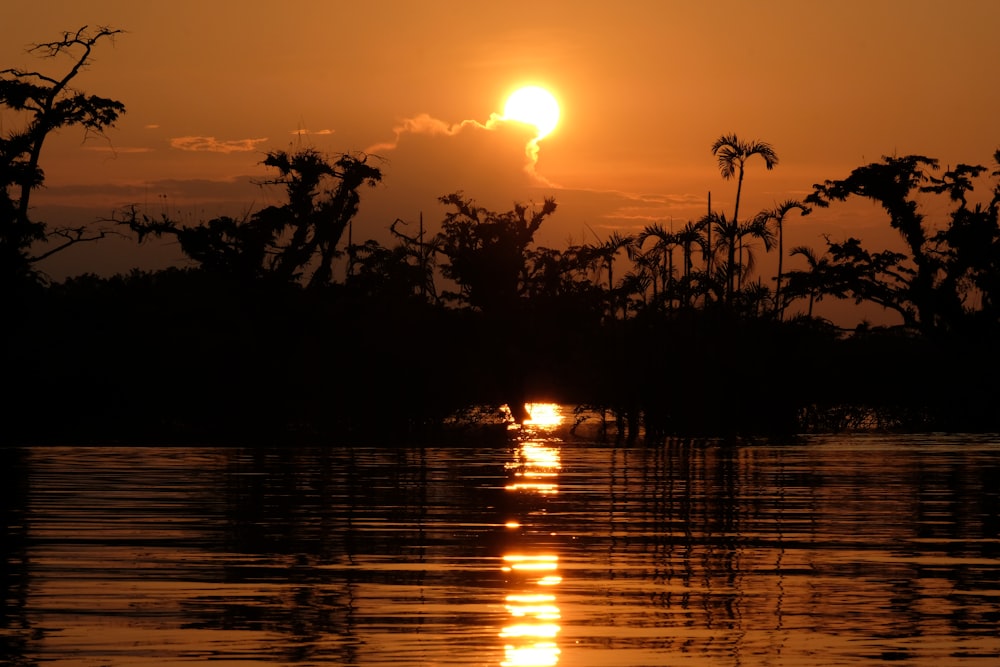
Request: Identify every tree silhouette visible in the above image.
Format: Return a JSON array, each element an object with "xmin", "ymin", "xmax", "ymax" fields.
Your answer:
[
  {"xmin": 121, "ymin": 149, "xmax": 381, "ymax": 287},
  {"xmin": 586, "ymin": 230, "xmax": 635, "ymax": 319},
  {"xmin": 805, "ymin": 154, "xmax": 1000, "ymax": 335},
  {"xmin": 431, "ymin": 193, "xmax": 556, "ymax": 313},
  {"xmin": 345, "ymin": 239, "xmax": 436, "ymax": 302},
  {"xmin": 736, "ymin": 213, "xmax": 777, "ymax": 297},
  {"xmin": 636, "ymin": 223, "xmax": 680, "ymax": 310},
  {"xmin": 757, "ymin": 199, "xmax": 810, "ymax": 318},
  {"xmin": 522, "ymin": 243, "xmax": 602, "ymax": 309},
  {"xmin": 710, "ymin": 134, "xmax": 779, "ymax": 301},
  {"xmin": 676, "ymin": 220, "xmax": 706, "ymax": 279},
  {"xmin": 629, "ymin": 240, "xmax": 664, "ymax": 309},
  {"xmin": 1, "ymin": 26, "xmax": 126, "ymax": 289},
  {"xmin": 702, "ymin": 211, "xmax": 738, "ymax": 302},
  {"xmin": 923, "ymin": 155, "xmax": 1000, "ymax": 325},
  {"xmin": 427, "ymin": 193, "xmax": 559, "ymax": 422},
  {"xmin": 674, "ymin": 219, "xmax": 710, "ymax": 307},
  {"xmin": 386, "ymin": 215, "xmax": 438, "ymax": 301},
  {"xmin": 784, "ymin": 245, "xmax": 829, "ymax": 317}
]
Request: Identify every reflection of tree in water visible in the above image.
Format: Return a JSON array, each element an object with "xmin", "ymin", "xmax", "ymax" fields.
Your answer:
[
  {"xmin": 0, "ymin": 448, "xmax": 33, "ymax": 667},
  {"xmin": 631, "ymin": 442, "xmax": 751, "ymax": 636},
  {"xmin": 599, "ymin": 439, "xmax": 1000, "ymax": 657},
  {"xmin": 177, "ymin": 446, "xmax": 437, "ymax": 664},
  {"xmin": 595, "ymin": 444, "xmax": 760, "ymax": 655},
  {"xmin": 594, "ymin": 441, "xmax": 812, "ymax": 656},
  {"xmin": 184, "ymin": 444, "xmax": 547, "ymax": 664},
  {"xmin": 173, "ymin": 439, "xmax": 999, "ymax": 663}
]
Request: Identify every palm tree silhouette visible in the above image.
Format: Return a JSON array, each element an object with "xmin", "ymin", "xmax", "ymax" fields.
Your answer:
[
  {"xmin": 676, "ymin": 220, "xmax": 706, "ymax": 280},
  {"xmin": 787, "ymin": 245, "xmax": 830, "ymax": 317},
  {"xmin": 735, "ymin": 213, "xmax": 777, "ymax": 300},
  {"xmin": 758, "ymin": 200, "xmax": 810, "ymax": 318},
  {"xmin": 711, "ymin": 134, "xmax": 779, "ymax": 302},
  {"xmin": 636, "ymin": 223, "xmax": 679, "ymax": 310},
  {"xmin": 629, "ymin": 241, "xmax": 663, "ymax": 304},
  {"xmin": 703, "ymin": 211, "xmax": 738, "ymax": 302},
  {"xmin": 587, "ymin": 231, "xmax": 635, "ymax": 319}
]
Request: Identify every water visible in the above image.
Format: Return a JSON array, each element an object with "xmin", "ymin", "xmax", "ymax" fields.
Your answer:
[{"xmin": 3, "ymin": 408, "xmax": 999, "ymax": 666}]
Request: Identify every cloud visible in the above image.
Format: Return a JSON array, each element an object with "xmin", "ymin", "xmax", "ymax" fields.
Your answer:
[
  {"xmin": 349, "ymin": 110, "xmax": 712, "ymax": 248},
  {"xmin": 605, "ymin": 191, "xmax": 709, "ymax": 223},
  {"xmin": 291, "ymin": 128, "xmax": 335, "ymax": 136},
  {"xmin": 366, "ymin": 114, "xmax": 479, "ymax": 153},
  {"xmin": 366, "ymin": 112, "xmax": 553, "ymax": 183},
  {"xmin": 356, "ymin": 113, "xmax": 545, "ymax": 226},
  {"xmin": 170, "ymin": 136, "xmax": 269, "ymax": 153}
]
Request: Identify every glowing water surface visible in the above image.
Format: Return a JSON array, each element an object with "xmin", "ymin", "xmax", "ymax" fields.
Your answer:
[{"xmin": 2, "ymin": 408, "xmax": 999, "ymax": 666}]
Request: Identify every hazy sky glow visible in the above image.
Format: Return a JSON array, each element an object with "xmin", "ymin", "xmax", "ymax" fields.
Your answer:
[{"xmin": 4, "ymin": 1, "xmax": 998, "ymax": 321}]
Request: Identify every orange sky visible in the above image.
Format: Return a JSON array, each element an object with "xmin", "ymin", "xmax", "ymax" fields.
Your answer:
[{"xmin": 4, "ymin": 1, "xmax": 999, "ymax": 324}]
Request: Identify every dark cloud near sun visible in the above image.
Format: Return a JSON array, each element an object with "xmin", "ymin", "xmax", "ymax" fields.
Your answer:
[
  {"xmin": 366, "ymin": 112, "xmax": 551, "ymax": 183},
  {"xmin": 353, "ymin": 113, "xmax": 554, "ymax": 238},
  {"xmin": 351, "ymin": 110, "xmax": 701, "ymax": 247}
]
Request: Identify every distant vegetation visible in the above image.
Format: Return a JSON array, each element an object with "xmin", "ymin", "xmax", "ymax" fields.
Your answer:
[{"xmin": 4, "ymin": 27, "xmax": 1000, "ymax": 443}]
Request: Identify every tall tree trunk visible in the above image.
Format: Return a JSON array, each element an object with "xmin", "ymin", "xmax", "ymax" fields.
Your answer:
[{"xmin": 730, "ymin": 168, "xmax": 745, "ymax": 301}]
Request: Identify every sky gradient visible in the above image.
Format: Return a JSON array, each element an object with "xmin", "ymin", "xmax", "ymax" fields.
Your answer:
[{"xmin": 4, "ymin": 1, "xmax": 998, "ymax": 322}]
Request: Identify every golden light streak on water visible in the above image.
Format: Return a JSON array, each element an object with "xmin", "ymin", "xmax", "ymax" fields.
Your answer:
[
  {"xmin": 506, "ymin": 593, "xmax": 559, "ymax": 620},
  {"xmin": 503, "ymin": 554, "xmax": 559, "ymax": 563},
  {"xmin": 520, "ymin": 442, "xmax": 560, "ymax": 467},
  {"xmin": 500, "ymin": 623, "xmax": 561, "ymax": 639},
  {"xmin": 507, "ymin": 594, "xmax": 556, "ymax": 603},
  {"xmin": 502, "ymin": 554, "xmax": 559, "ymax": 573},
  {"xmin": 501, "ymin": 642, "xmax": 561, "ymax": 667},
  {"xmin": 498, "ymin": 406, "xmax": 568, "ymax": 665},
  {"xmin": 505, "ymin": 482, "xmax": 558, "ymax": 493},
  {"xmin": 501, "ymin": 552, "xmax": 562, "ymax": 665},
  {"xmin": 505, "ymin": 602, "xmax": 560, "ymax": 620},
  {"xmin": 505, "ymin": 442, "xmax": 561, "ymax": 495}
]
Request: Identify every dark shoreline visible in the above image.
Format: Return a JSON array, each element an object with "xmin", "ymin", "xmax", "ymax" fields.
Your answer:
[{"xmin": 8, "ymin": 275, "xmax": 998, "ymax": 446}]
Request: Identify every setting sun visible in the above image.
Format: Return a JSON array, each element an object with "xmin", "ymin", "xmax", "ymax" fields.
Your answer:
[{"xmin": 503, "ymin": 86, "xmax": 560, "ymax": 139}]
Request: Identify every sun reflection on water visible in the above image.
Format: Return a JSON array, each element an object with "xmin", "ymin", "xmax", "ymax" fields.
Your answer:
[
  {"xmin": 501, "ymin": 641, "xmax": 561, "ymax": 667},
  {"xmin": 500, "ymin": 403, "xmax": 565, "ymax": 667},
  {"xmin": 500, "ymin": 554, "xmax": 562, "ymax": 667},
  {"xmin": 505, "ymin": 404, "xmax": 563, "ymax": 495},
  {"xmin": 503, "ymin": 554, "xmax": 559, "ymax": 572}
]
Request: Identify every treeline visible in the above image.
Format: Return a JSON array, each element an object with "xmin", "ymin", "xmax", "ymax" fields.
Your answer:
[
  {"xmin": 4, "ymin": 28, "xmax": 1000, "ymax": 443},
  {"xmin": 7, "ymin": 257, "xmax": 998, "ymax": 443}
]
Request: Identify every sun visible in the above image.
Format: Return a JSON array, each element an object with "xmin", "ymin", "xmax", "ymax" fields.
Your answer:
[{"xmin": 503, "ymin": 86, "xmax": 560, "ymax": 140}]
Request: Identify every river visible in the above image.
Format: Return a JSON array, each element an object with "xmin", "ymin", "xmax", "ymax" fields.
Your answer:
[{"xmin": 2, "ymin": 405, "xmax": 999, "ymax": 666}]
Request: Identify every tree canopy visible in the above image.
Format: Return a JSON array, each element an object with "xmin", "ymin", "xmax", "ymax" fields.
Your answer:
[{"xmin": 1, "ymin": 26, "xmax": 125, "ymax": 289}]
